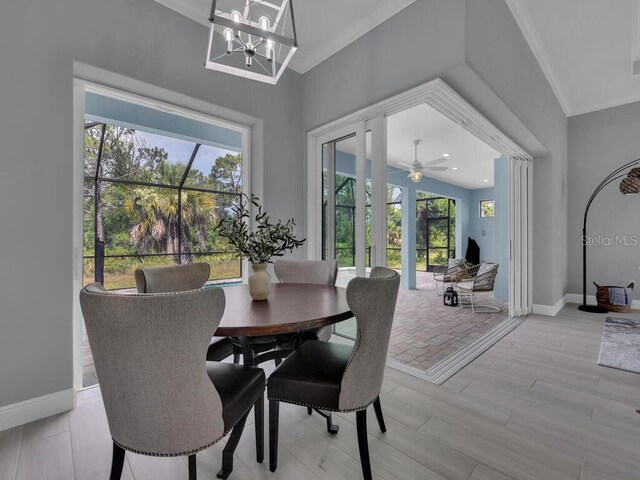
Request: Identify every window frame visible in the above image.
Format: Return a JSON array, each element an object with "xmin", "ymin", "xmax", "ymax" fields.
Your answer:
[{"xmin": 480, "ymin": 199, "xmax": 495, "ymax": 218}]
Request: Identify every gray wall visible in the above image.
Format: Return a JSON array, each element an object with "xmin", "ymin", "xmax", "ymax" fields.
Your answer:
[
  {"xmin": 464, "ymin": 0, "xmax": 568, "ymax": 308},
  {"xmin": 0, "ymin": 0, "xmax": 303, "ymax": 408},
  {"xmin": 568, "ymin": 102, "xmax": 640, "ymax": 298},
  {"xmin": 303, "ymin": 0, "xmax": 569, "ymax": 307}
]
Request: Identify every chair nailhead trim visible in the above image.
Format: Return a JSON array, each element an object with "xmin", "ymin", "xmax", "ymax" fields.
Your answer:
[
  {"xmin": 113, "ymin": 392, "xmax": 263, "ymax": 458},
  {"xmin": 266, "ymin": 395, "xmax": 377, "ymax": 413}
]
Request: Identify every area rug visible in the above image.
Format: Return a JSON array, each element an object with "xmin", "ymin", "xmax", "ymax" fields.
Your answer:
[{"xmin": 597, "ymin": 317, "xmax": 640, "ymax": 374}]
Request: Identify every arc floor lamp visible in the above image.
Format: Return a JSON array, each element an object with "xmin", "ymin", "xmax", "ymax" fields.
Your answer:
[{"xmin": 579, "ymin": 159, "xmax": 640, "ymax": 313}]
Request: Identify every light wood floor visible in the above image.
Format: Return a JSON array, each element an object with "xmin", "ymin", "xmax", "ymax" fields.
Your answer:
[{"xmin": 2, "ymin": 305, "xmax": 639, "ymax": 480}]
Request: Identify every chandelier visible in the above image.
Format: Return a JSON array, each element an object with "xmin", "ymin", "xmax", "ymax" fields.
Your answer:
[{"xmin": 206, "ymin": 0, "xmax": 298, "ymax": 84}]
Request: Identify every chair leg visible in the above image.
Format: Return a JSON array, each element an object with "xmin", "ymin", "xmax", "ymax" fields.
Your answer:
[
  {"xmin": 311, "ymin": 408, "xmax": 339, "ymax": 434},
  {"xmin": 307, "ymin": 406, "xmax": 312, "ymax": 415},
  {"xmin": 109, "ymin": 442, "xmax": 126, "ymax": 480},
  {"xmin": 254, "ymin": 395, "xmax": 264, "ymax": 464},
  {"xmin": 356, "ymin": 409, "xmax": 373, "ymax": 480},
  {"xmin": 232, "ymin": 345, "xmax": 241, "ymax": 364},
  {"xmin": 269, "ymin": 400, "xmax": 279, "ymax": 472},
  {"xmin": 372, "ymin": 397, "xmax": 387, "ymax": 433},
  {"xmin": 216, "ymin": 412, "xmax": 249, "ymax": 479},
  {"xmin": 188, "ymin": 454, "xmax": 197, "ymax": 480}
]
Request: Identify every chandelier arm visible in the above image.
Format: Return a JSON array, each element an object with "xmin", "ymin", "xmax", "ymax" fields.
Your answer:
[{"xmin": 252, "ymin": 56, "xmax": 272, "ymax": 75}]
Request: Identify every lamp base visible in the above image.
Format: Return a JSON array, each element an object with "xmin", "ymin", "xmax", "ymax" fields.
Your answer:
[{"xmin": 578, "ymin": 304, "xmax": 609, "ymax": 314}]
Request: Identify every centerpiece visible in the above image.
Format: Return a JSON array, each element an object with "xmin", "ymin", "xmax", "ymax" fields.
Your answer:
[{"xmin": 216, "ymin": 194, "xmax": 305, "ymax": 300}]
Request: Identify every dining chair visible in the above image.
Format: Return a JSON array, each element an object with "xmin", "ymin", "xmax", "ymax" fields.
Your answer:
[
  {"xmin": 273, "ymin": 259, "xmax": 340, "ymax": 431},
  {"xmin": 80, "ymin": 284, "xmax": 265, "ymax": 480},
  {"xmin": 135, "ymin": 263, "xmax": 238, "ymax": 363},
  {"xmin": 266, "ymin": 267, "xmax": 400, "ymax": 480},
  {"xmin": 274, "ymin": 259, "xmax": 338, "ymax": 343}
]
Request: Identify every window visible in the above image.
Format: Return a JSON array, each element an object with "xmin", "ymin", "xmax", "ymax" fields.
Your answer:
[
  {"xmin": 386, "ymin": 185, "xmax": 402, "ymax": 269},
  {"xmin": 83, "ymin": 121, "xmax": 243, "ymax": 290},
  {"xmin": 480, "ymin": 200, "xmax": 495, "ymax": 218},
  {"xmin": 416, "ymin": 193, "xmax": 456, "ymax": 271}
]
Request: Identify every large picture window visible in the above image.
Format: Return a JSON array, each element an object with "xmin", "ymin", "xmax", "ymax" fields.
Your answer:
[{"xmin": 83, "ymin": 122, "xmax": 243, "ymax": 290}]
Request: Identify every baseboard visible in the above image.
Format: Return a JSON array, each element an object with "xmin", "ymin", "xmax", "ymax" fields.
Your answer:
[
  {"xmin": 565, "ymin": 293, "xmax": 640, "ymax": 310},
  {"xmin": 533, "ymin": 295, "xmax": 567, "ymax": 316},
  {"xmin": 0, "ymin": 388, "xmax": 76, "ymax": 432}
]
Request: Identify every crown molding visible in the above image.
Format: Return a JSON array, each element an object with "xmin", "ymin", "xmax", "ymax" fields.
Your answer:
[
  {"xmin": 504, "ymin": 0, "xmax": 572, "ymax": 116},
  {"xmin": 570, "ymin": 90, "xmax": 640, "ymax": 117},
  {"xmin": 154, "ymin": 0, "xmax": 209, "ymax": 27},
  {"xmin": 291, "ymin": 0, "xmax": 416, "ymax": 74}
]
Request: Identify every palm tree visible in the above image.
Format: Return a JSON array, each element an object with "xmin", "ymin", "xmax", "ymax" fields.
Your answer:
[{"xmin": 125, "ymin": 163, "xmax": 216, "ymax": 263}]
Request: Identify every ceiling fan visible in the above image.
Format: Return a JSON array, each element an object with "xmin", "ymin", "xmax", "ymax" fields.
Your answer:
[{"xmin": 406, "ymin": 140, "xmax": 448, "ymax": 182}]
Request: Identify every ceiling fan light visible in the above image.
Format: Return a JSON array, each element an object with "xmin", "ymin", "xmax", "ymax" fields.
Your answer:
[{"xmin": 408, "ymin": 170, "xmax": 423, "ymax": 182}]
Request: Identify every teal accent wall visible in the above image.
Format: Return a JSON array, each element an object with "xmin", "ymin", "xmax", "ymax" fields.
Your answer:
[{"xmin": 468, "ymin": 187, "xmax": 495, "ymax": 263}]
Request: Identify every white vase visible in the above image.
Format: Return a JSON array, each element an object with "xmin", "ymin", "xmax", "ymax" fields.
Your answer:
[{"xmin": 248, "ymin": 263, "xmax": 271, "ymax": 301}]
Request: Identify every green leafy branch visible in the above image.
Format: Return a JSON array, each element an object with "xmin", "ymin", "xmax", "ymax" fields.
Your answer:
[{"xmin": 215, "ymin": 194, "xmax": 305, "ymax": 264}]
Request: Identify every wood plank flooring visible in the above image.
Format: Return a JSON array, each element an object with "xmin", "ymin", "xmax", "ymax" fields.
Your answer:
[{"xmin": 1, "ymin": 305, "xmax": 639, "ymax": 480}]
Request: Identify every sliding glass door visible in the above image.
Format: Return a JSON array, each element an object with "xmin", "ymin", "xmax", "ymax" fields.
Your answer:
[{"xmin": 313, "ymin": 118, "xmax": 387, "ymax": 339}]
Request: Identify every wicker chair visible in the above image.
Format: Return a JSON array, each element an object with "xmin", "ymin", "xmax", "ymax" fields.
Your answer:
[
  {"xmin": 433, "ymin": 265, "xmax": 461, "ymax": 295},
  {"xmin": 455, "ymin": 262, "xmax": 500, "ymax": 313}
]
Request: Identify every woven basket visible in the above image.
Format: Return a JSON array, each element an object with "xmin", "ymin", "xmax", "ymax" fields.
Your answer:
[{"xmin": 594, "ymin": 282, "xmax": 634, "ymax": 313}]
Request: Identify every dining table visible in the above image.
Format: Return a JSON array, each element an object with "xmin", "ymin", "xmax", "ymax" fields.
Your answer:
[{"xmin": 215, "ymin": 282, "xmax": 353, "ymax": 367}]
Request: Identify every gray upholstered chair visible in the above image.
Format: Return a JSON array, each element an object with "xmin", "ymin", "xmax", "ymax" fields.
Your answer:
[
  {"xmin": 274, "ymin": 259, "xmax": 339, "ymax": 342},
  {"xmin": 135, "ymin": 263, "xmax": 237, "ymax": 363},
  {"xmin": 267, "ymin": 267, "xmax": 400, "ymax": 480},
  {"xmin": 80, "ymin": 284, "xmax": 265, "ymax": 480}
]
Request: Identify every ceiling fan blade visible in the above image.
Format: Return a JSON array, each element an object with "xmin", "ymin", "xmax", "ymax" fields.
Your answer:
[
  {"xmin": 425, "ymin": 157, "xmax": 447, "ymax": 166},
  {"xmin": 425, "ymin": 166, "xmax": 448, "ymax": 171}
]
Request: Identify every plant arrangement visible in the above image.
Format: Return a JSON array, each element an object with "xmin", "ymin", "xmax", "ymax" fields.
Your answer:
[{"xmin": 216, "ymin": 194, "xmax": 305, "ymax": 264}]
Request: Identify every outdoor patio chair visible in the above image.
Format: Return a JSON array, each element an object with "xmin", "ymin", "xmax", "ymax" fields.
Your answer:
[
  {"xmin": 433, "ymin": 265, "xmax": 461, "ymax": 295},
  {"xmin": 267, "ymin": 267, "xmax": 400, "ymax": 480},
  {"xmin": 433, "ymin": 259, "xmax": 471, "ymax": 295},
  {"xmin": 455, "ymin": 262, "xmax": 501, "ymax": 313},
  {"xmin": 135, "ymin": 263, "xmax": 237, "ymax": 363},
  {"xmin": 79, "ymin": 284, "xmax": 265, "ymax": 480}
]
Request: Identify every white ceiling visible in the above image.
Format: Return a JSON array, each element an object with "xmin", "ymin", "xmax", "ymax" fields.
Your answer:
[
  {"xmin": 338, "ymin": 103, "xmax": 500, "ymax": 190},
  {"xmin": 153, "ymin": 0, "xmax": 415, "ymax": 74},
  {"xmin": 506, "ymin": 0, "xmax": 640, "ymax": 116}
]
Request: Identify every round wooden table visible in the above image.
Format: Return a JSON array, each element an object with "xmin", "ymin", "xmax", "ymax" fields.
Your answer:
[{"xmin": 215, "ymin": 283, "xmax": 353, "ymax": 366}]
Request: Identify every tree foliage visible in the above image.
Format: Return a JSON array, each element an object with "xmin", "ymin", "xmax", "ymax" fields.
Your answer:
[{"xmin": 83, "ymin": 124, "xmax": 244, "ymax": 287}]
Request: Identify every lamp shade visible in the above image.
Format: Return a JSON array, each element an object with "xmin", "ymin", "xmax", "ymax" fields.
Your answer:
[{"xmin": 206, "ymin": 0, "xmax": 298, "ymax": 85}]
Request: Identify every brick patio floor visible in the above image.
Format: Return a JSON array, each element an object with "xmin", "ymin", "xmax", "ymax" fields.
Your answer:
[
  {"xmin": 82, "ymin": 270, "xmax": 508, "ymax": 387},
  {"xmin": 335, "ymin": 270, "xmax": 508, "ymax": 371}
]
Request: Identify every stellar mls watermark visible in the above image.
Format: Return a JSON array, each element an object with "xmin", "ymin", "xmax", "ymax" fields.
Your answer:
[{"xmin": 582, "ymin": 234, "xmax": 639, "ymax": 246}]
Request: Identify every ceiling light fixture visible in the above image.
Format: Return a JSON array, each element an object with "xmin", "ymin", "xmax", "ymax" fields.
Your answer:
[
  {"xmin": 206, "ymin": 0, "xmax": 298, "ymax": 85},
  {"xmin": 483, "ymin": 179, "xmax": 489, "ymax": 182},
  {"xmin": 452, "ymin": 167, "xmax": 459, "ymax": 171},
  {"xmin": 442, "ymin": 153, "xmax": 450, "ymax": 158},
  {"xmin": 408, "ymin": 140, "xmax": 424, "ymax": 183}
]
